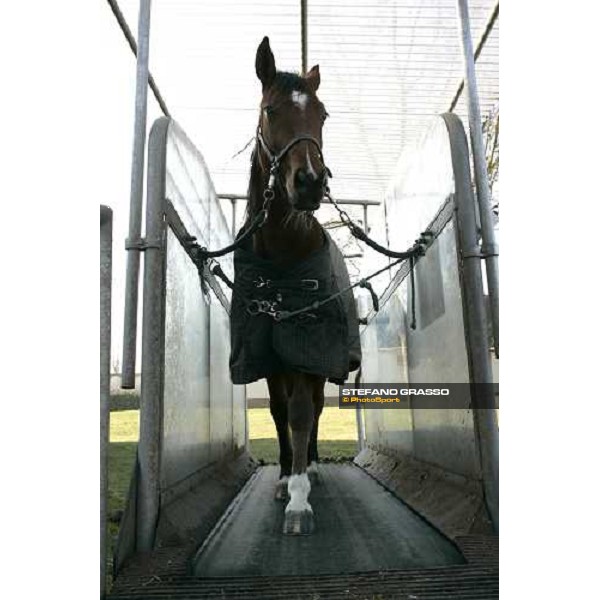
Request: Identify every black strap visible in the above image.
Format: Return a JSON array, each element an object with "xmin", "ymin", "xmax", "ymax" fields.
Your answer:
[
  {"xmin": 410, "ymin": 255, "xmax": 417, "ymax": 330},
  {"xmin": 192, "ymin": 205, "xmax": 269, "ymax": 260},
  {"xmin": 359, "ymin": 279, "xmax": 379, "ymax": 312}
]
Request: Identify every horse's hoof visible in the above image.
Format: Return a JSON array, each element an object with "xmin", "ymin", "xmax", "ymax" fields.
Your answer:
[
  {"xmin": 283, "ymin": 509, "xmax": 314, "ymax": 535},
  {"xmin": 274, "ymin": 477, "xmax": 289, "ymax": 501},
  {"xmin": 307, "ymin": 463, "xmax": 320, "ymax": 486}
]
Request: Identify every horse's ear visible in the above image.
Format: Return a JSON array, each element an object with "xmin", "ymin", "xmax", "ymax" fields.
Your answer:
[
  {"xmin": 255, "ymin": 36, "xmax": 276, "ymax": 89},
  {"xmin": 305, "ymin": 64, "xmax": 320, "ymax": 92}
]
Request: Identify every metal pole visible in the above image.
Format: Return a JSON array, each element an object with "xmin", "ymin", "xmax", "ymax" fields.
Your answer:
[
  {"xmin": 218, "ymin": 193, "xmax": 381, "ymax": 206},
  {"xmin": 355, "ymin": 294, "xmax": 370, "ymax": 453},
  {"xmin": 443, "ymin": 113, "xmax": 498, "ymax": 533},
  {"xmin": 231, "ymin": 197, "xmax": 237, "ymax": 237},
  {"xmin": 106, "ymin": 0, "xmax": 170, "ymax": 117},
  {"xmin": 122, "ymin": 0, "xmax": 153, "ymax": 388},
  {"xmin": 301, "ymin": 0, "xmax": 308, "ymax": 75},
  {"xmin": 455, "ymin": 0, "xmax": 499, "ymax": 358},
  {"xmin": 100, "ymin": 206, "xmax": 113, "ymax": 598},
  {"xmin": 449, "ymin": 1, "xmax": 499, "ymax": 113},
  {"xmin": 137, "ymin": 118, "xmax": 169, "ymax": 551}
]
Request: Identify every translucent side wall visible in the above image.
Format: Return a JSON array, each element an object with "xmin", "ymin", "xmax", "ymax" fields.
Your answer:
[
  {"xmin": 161, "ymin": 120, "xmax": 245, "ymax": 492},
  {"xmin": 361, "ymin": 116, "xmax": 480, "ymax": 480}
]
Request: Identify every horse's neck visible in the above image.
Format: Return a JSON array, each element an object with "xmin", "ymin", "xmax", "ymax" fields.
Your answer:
[{"xmin": 248, "ymin": 166, "xmax": 324, "ymax": 267}]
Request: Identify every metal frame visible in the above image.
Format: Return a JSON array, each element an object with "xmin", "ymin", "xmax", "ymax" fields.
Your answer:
[
  {"xmin": 359, "ymin": 113, "xmax": 498, "ymax": 532},
  {"xmin": 131, "ymin": 117, "xmax": 247, "ymax": 553},
  {"xmin": 134, "ymin": 116, "xmax": 168, "ymax": 551},
  {"xmin": 217, "ymin": 193, "xmax": 380, "ymax": 240},
  {"xmin": 301, "ymin": 0, "xmax": 308, "ymax": 75},
  {"xmin": 456, "ymin": 0, "xmax": 499, "ymax": 358},
  {"xmin": 443, "ymin": 112, "xmax": 498, "ymax": 532},
  {"xmin": 100, "ymin": 205, "xmax": 113, "ymax": 598},
  {"xmin": 108, "ymin": 0, "xmax": 498, "ymax": 567}
]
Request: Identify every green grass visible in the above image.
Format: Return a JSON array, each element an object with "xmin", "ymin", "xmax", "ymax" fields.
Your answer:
[
  {"xmin": 250, "ymin": 439, "xmax": 358, "ymax": 463},
  {"xmin": 108, "ymin": 409, "xmax": 139, "ymax": 518},
  {"xmin": 106, "ymin": 410, "xmax": 139, "ymax": 583},
  {"xmin": 248, "ymin": 406, "xmax": 358, "ymax": 463}
]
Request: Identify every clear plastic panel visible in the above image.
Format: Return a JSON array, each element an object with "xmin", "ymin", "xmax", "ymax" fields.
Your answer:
[
  {"xmin": 361, "ymin": 116, "xmax": 480, "ymax": 479},
  {"xmin": 161, "ymin": 120, "xmax": 245, "ymax": 491},
  {"xmin": 209, "ymin": 302, "xmax": 234, "ymax": 463},
  {"xmin": 166, "ymin": 120, "xmax": 234, "ymax": 283},
  {"xmin": 408, "ymin": 221, "xmax": 479, "ymax": 478},
  {"xmin": 361, "ymin": 292, "xmax": 414, "ymax": 454},
  {"xmin": 162, "ymin": 229, "xmax": 211, "ymax": 489},
  {"xmin": 384, "ymin": 117, "xmax": 455, "ymax": 253}
]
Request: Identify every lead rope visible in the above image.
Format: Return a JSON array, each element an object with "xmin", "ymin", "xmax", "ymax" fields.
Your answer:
[{"xmin": 326, "ymin": 189, "xmax": 428, "ymax": 328}]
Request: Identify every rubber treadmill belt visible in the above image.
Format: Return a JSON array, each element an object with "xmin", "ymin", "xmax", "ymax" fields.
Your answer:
[{"xmin": 192, "ymin": 464, "xmax": 465, "ymax": 577}]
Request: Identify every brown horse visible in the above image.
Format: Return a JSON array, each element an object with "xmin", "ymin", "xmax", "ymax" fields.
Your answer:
[{"xmin": 237, "ymin": 37, "xmax": 334, "ymax": 535}]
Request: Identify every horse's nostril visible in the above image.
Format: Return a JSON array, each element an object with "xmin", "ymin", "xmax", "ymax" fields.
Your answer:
[{"xmin": 295, "ymin": 169, "xmax": 309, "ymax": 188}]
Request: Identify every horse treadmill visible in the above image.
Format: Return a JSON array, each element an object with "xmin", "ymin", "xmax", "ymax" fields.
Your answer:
[{"xmin": 105, "ymin": 116, "xmax": 498, "ymax": 599}]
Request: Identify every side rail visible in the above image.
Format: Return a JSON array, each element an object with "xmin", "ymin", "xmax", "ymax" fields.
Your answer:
[
  {"xmin": 115, "ymin": 118, "xmax": 248, "ymax": 568},
  {"xmin": 100, "ymin": 206, "xmax": 112, "ymax": 598},
  {"xmin": 357, "ymin": 114, "xmax": 498, "ymax": 533}
]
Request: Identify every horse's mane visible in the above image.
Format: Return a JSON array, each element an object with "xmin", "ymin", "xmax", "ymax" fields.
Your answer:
[{"xmin": 244, "ymin": 71, "xmax": 310, "ymax": 223}]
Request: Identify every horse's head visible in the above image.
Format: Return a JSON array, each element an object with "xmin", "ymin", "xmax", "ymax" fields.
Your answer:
[{"xmin": 255, "ymin": 37, "xmax": 329, "ymax": 212}]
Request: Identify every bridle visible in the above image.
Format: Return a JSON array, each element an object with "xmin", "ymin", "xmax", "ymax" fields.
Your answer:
[{"xmin": 255, "ymin": 124, "xmax": 331, "ymax": 210}]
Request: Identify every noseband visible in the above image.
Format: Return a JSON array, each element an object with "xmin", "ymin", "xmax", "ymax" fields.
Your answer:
[{"xmin": 256, "ymin": 125, "xmax": 331, "ymax": 206}]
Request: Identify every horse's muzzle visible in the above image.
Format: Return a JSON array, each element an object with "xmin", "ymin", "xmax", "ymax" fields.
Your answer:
[{"xmin": 293, "ymin": 168, "xmax": 327, "ymax": 210}]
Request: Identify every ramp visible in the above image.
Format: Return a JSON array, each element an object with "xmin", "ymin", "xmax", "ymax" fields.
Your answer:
[{"xmin": 193, "ymin": 464, "xmax": 464, "ymax": 577}]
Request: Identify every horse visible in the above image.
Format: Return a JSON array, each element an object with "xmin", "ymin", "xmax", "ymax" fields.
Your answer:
[{"xmin": 229, "ymin": 37, "xmax": 360, "ymax": 535}]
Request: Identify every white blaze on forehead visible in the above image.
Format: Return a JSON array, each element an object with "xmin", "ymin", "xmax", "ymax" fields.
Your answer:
[{"xmin": 291, "ymin": 90, "xmax": 309, "ymax": 110}]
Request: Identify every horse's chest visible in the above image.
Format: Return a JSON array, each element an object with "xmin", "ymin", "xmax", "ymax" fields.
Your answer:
[{"xmin": 254, "ymin": 228, "xmax": 323, "ymax": 266}]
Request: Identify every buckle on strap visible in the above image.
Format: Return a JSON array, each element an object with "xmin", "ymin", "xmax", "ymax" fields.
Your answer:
[
  {"xmin": 254, "ymin": 276, "xmax": 271, "ymax": 288},
  {"xmin": 301, "ymin": 279, "xmax": 319, "ymax": 291},
  {"xmin": 247, "ymin": 299, "xmax": 280, "ymax": 319}
]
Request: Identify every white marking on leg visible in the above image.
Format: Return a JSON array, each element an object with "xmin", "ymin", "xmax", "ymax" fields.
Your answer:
[
  {"xmin": 291, "ymin": 90, "xmax": 309, "ymax": 111},
  {"xmin": 285, "ymin": 473, "xmax": 312, "ymax": 513}
]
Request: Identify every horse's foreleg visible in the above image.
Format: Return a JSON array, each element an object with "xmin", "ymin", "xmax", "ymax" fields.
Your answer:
[
  {"xmin": 267, "ymin": 374, "xmax": 292, "ymax": 500},
  {"xmin": 284, "ymin": 373, "xmax": 315, "ymax": 535},
  {"xmin": 307, "ymin": 377, "xmax": 325, "ymax": 486}
]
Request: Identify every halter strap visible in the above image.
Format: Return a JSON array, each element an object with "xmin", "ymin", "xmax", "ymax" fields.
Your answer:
[
  {"xmin": 256, "ymin": 125, "xmax": 332, "ymax": 199},
  {"xmin": 256, "ymin": 126, "xmax": 325, "ymax": 167}
]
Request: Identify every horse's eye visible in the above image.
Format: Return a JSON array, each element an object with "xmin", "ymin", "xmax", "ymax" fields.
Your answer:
[
  {"xmin": 263, "ymin": 105, "xmax": 275, "ymax": 119},
  {"xmin": 321, "ymin": 111, "xmax": 329, "ymax": 123}
]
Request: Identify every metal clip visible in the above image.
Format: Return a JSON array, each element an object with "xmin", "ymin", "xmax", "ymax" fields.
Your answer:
[
  {"xmin": 247, "ymin": 299, "xmax": 280, "ymax": 318},
  {"xmin": 254, "ymin": 276, "xmax": 271, "ymax": 288},
  {"xmin": 302, "ymin": 279, "xmax": 319, "ymax": 291},
  {"xmin": 125, "ymin": 237, "xmax": 163, "ymax": 251}
]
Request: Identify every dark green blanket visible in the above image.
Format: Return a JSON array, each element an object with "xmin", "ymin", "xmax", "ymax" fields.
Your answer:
[{"xmin": 229, "ymin": 229, "xmax": 361, "ymax": 385}]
